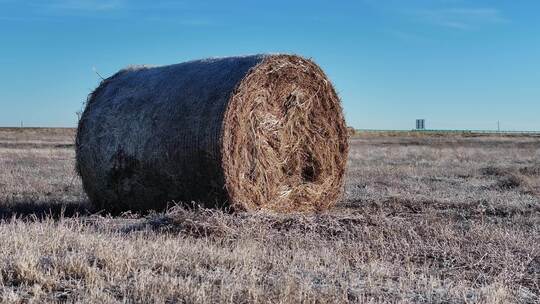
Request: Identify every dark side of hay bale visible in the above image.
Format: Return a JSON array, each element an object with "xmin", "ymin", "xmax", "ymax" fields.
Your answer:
[{"xmin": 76, "ymin": 54, "xmax": 348, "ymax": 213}]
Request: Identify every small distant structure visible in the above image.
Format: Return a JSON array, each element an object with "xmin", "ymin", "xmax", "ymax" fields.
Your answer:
[{"xmin": 415, "ymin": 119, "xmax": 425, "ymax": 130}]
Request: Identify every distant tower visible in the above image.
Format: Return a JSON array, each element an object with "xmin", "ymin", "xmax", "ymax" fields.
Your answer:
[{"xmin": 416, "ymin": 119, "xmax": 425, "ymax": 130}]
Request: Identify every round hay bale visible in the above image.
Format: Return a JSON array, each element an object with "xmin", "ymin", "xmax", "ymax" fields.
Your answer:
[{"xmin": 76, "ymin": 54, "xmax": 348, "ymax": 213}]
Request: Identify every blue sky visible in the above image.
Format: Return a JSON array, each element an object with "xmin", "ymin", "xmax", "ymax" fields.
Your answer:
[{"xmin": 0, "ymin": 0, "xmax": 538, "ymax": 130}]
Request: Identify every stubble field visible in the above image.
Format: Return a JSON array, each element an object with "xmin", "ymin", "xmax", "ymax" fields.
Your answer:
[{"xmin": 0, "ymin": 128, "xmax": 538, "ymax": 303}]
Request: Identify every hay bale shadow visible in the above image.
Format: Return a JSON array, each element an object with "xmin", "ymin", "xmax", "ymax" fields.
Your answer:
[{"xmin": 0, "ymin": 198, "xmax": 93, "ymax": 220}]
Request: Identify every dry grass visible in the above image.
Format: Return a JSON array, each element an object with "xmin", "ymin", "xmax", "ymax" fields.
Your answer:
[{"xmin": 0, "ymin": 128, "xmax": 538, "ymax": 303}]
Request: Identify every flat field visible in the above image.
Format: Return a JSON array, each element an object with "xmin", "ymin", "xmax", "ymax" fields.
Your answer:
[{"xmin": 0, "ymin": 128, "xmax": 538, "ymax": 303}]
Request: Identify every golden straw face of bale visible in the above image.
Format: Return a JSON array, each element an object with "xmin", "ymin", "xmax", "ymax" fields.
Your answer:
[
  {"xmin": 222, "ymin": 55, "xmax": 348, "ymax": 212},
  {"xmin": 76, "ymin": 54, "xmax": 348, "ymax": 213}
]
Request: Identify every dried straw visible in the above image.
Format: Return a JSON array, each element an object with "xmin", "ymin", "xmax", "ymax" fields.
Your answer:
[{"xmin": 76, "ymin": 54, "xmax": 348, "ymax": 213}]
